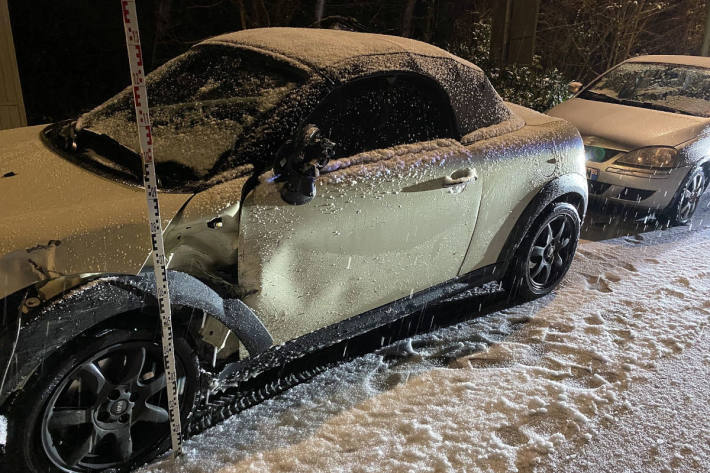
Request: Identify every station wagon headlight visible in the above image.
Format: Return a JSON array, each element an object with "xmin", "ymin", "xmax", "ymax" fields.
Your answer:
[{"xmin": 615, "ymin": 146, "xmax": 678, "ymax": 168}]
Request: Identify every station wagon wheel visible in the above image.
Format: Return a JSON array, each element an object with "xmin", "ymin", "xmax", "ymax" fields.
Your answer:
[
  {"xmin": 666, "ymin": 167, "xmax": 706, "ymax": 226},
  {"xmin": 2, "ymin": 326, "xmax": 199, "ymax": 473},
  {"xmin": 505, "ymin": 202, "xmax": 581, "ymax": 301}
]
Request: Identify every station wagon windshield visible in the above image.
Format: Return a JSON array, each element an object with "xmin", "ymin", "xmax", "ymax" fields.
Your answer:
[
  {"xmin": 75, "ymin": 45, "xmax": 302, "ymax": 188},
  {"xmin": 580, "ymin": 62, "xmax": 710, "ymax": 117}
]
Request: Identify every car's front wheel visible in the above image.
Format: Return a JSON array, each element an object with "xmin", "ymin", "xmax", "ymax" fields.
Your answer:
[
  {"xmin": 1, "ymin": 324, "xmax": 199, "ymax": 473},
  {"xmin": 664, "ymin": 166, "xmax": 707, "ymax": 226},
  {"xmin": 504, "ymin": 202, "xmax": 581, "ymax": 300}
]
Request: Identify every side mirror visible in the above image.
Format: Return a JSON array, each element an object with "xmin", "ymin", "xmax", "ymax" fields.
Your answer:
[
  {"xmin": 568, "ymin": 81, "xmax": 583, "ymax": 95},
  {"xmin": 278, "ymin": 125, "xmax": 335, "ymax": 205}
]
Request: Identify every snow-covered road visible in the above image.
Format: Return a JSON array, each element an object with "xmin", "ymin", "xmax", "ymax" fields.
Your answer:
[{"xmin": 143, "ymin": 195, "xmax": 710, "ymax": 473}]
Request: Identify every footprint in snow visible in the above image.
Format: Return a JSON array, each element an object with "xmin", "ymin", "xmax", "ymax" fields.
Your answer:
[
  {"xmin": 620, "ymin": 262, "xmax": 638, "ymax": 272},
  {"xmin": 583, "ymin": 274, "xmax": 614, "ymax": 293},
  {"xmin": 619, "ymin": 298, "xmax": 637, "ymax": 308},
  {"xmin": 577, "ymin": 248, "xmax": 604, "ymax": 260},
  {"xmin": 611, "ymin": 329, "xmax": 633, "ymax": 348},
  {"xmin": 659, "ymin": 338, "xmax": 683, "ymax": 354},
  {"xmin": 495, "ymin": 425, "xmax": 528, "ymax": 447},
  {"xmin": 525, "ymin": 409, "xmax": 576, "ymax": 441},
  {"xmin": 381, "ymin": 372, "xmax": 411, "ymax": 390},
  {"xmin": 547, "ymin": 321, "xmax": 575, "ymax": 333},
  {"xmin": 673, "ymin": 276, "xmax": 691, "ymax": 288},
  {"xmin": 656, "ymin": 287, "xmax": 686, "ymax": 300},
  {"xmin": 624, "ymin": 233, "xmax": 645, "ymax": 244}
]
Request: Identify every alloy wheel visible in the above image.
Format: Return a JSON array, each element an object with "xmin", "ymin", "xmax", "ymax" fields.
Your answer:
[
  {"xmin": 678, "ymin": 171, "xmax": 705, "ymax": 221},
  {"xmin": 526, "ymin": 214, "xmax": 576, "ymax": 291},
  {"xmin": 40, "ymin": 341, "xmax": 184, "ymax": 472}
]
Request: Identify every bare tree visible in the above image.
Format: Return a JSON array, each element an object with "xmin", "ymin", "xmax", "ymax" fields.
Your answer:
[
  {"xmin": 315, "ymin": 0, "xmax": 325, "ymax": 25},
  {"xmin": 537, "ymin": 0, "xmax": 706, "ymax": 81},
  {"xmin": 402, "ymin": 0, "xmax": 416, "ymax": 37}
]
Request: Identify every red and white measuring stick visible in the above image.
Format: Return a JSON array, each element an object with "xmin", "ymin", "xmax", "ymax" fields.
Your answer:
[{"xmin": 120, "ymin": 0, "xmax": 182, "ymax": 457}]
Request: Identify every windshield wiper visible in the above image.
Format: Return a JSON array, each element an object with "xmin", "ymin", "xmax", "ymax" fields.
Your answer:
[
  {"xmin": 614, "ymin": 99, "xmax": 697, "ymax": 116},
  {"xmin": 579, "ymin": 90, "xmax": 623, "ymax": 104},
  {"xmin": 580, "ymin": 91, "xmax": 697, "ymax": 116},
  {"xmin": 74, "ymin": 127, "xmax": 144, "ymax": 179}
]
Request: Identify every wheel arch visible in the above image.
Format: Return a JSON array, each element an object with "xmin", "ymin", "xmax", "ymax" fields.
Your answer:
[
  {"xmin": 0, "ymin": 271, "xmax": 272, "ymax": 408},
  {"xmin": 698, "ymin": 157, "xmax": 710, "ymax": 183},
  {"xmin": 497, "ymin": 172, "xmax": 587, "ymax": 272}
]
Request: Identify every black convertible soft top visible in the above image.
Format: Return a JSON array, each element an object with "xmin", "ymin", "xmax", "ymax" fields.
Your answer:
[{"xmin": 201, "ymin": 27, "xmax": 512, "ymax": 137}]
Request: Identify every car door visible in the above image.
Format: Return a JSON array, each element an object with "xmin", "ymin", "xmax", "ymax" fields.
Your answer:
[{"xmin": 237, "ymin": 74, "xmax": 483, "ymax": 345}]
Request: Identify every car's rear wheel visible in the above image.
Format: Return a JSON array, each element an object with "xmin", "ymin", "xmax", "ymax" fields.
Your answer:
[
  {"xmin": 664, "ymin": 166, "xmax": 706, "ymax": 226},
  {"xmin": 1, "ymin": 325, "xmax": 199, "ymax": 473},
  {"xmin": 504, "ymin": 202, "xmax": 580, "ymax": 301}
]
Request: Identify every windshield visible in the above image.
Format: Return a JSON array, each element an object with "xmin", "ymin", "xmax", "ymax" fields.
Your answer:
[
  {"xmin": 75, "ymin": 45, "xmax": 302, "ymax": 188},
  {"xmin": 580, "ymin": 62, "xmax": 710, "ymax": 117}
]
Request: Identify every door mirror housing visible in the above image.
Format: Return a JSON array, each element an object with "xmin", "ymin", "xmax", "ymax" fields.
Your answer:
[
  {"xmin": 277, "ymin": 125, "xmax": 335, "ymax": 205},
  {"xmin": 568, "ymin": 81, "xmax": 583, "ymax": 95}
]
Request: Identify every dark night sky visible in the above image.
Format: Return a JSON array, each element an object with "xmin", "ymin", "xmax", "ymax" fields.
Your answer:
[
  {"xmin": 9, "ymin": 0, "xmax": 253, "ymax": 124},
  {"xmin": 8, "ymin": 1, "xmax": 708, "ymax": 124},
  {"xmin": 8, "ymin": 0, "xmax": 473, "ymax": 124}
]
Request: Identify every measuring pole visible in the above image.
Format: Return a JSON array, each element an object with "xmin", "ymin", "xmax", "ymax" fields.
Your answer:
[{"xmin": 120, "ymin": 0, "xmax": 182, "ymax": 457}]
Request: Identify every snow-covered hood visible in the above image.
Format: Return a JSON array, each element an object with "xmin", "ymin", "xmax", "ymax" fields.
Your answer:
[
  {"xmin": 0, "ymin": 125, "xmax": 191, "ymax": 299},
  {"xmin": 547, "ymin": 97, "xmax": 710, "ymax": 150}
]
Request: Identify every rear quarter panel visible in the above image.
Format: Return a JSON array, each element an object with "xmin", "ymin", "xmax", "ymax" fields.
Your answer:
[{"xmin": 458, "ymin": 103, "xmax": 585, "ymax": 275}]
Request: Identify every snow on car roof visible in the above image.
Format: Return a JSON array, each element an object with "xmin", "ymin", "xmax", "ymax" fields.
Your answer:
[
  {"xmin": 624, "ymin": 54, "xmax": 710, "ymax": 69},
  {"xmin": 200, "ymin": 27, "xmax": 481, "ymax": 75},
  {"xmin": 200, "ymin": 27, "xmax": 511, "ymax": 138}
]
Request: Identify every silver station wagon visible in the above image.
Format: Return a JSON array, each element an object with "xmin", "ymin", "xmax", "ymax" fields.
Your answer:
[{"xmin": 549, "ymin": 55, "xmax": 710, "ymax": 225}]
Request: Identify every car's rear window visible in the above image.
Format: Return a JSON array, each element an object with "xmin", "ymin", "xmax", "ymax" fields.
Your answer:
[
  {"xmin": 76, "ymin": 45, "xmax": 303, "ymax": 184},
  {"xmin": 582, "ymin": 62, "xmax": 710, "ymax": 117}
]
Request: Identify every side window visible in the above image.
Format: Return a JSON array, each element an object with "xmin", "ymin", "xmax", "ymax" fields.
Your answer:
[{"xmin": 310, "ymin": 74, "xmax": 456, "ymax": 158}]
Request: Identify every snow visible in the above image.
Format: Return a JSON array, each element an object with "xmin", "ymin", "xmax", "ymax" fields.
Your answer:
[
  {"xmin": 586, "ymin": 61, "xmax": 710, "ymax": 117},
  {"xmin": 205, "ymin": 27, "xmax": 513, "ymax": 138},
  {"xmin": 319, "ymin": 138, "xmax": 469, "ymax": 183},
  {"xmin": 139, "ymin": 194, "xmax": 710, "ymax": 473},
  {"xmin": 0, "ymin": 415, "xmax": 6, "ymax": 446},
  {"xmin": 204, "ymin": 27, "xmax": 474, "ymax": 72},
  {"xmin": 626, "ymin": 54, "xmax": 710, "ymax": 68},
  {"xmin": 78, "ymin": 46, "xmax": 300, "ymax": 184},
  {"xmin": 540, "ymin": 328, "xmax": 710, "ymax": 473},
  {"xmin": 461, "ymin": 112, "xmax": 525, "ymax": 145}
]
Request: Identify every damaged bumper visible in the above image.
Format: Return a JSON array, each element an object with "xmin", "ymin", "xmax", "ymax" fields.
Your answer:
[
  {"xmin": 0, "ymin": 271, "xmax": 273, "ymax": 409},
  {"xmin": 0, "ymin": 274, "xmax": 102, "ymax": 407}
]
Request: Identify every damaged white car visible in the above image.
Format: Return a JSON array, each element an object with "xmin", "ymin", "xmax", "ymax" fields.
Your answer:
[
  {"xmin": 0, "ymin": 28, "xmax": 586, "ymax": 473},
  {"xmin": 548, "ymin": 55, "xmax": 710, "ymax": 225}
]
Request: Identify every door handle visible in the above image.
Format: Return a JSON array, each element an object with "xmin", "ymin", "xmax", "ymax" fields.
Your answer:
[{"xmin": 443, "ymin": 168, "xmax": 478, "ymax": 186}]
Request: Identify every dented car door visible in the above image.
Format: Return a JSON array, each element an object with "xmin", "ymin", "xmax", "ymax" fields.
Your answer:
[{"xmin": 238, "ymin": 138, "xmax": 482, "ymax": 345}]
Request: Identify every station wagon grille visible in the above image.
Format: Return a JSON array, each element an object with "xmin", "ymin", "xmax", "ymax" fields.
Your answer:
[
  {"xmin": 588, "ymin": 180, "xmax": 611, "ymax": 195},
  {"xmin": 615, "ymin": 187, "xmax": 655, "ymax": 202}
]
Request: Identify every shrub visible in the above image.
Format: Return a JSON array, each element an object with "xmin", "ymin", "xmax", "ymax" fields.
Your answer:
[{"xmin": 446, "ymin": 22, "xmax": 571, "ymax": 112}]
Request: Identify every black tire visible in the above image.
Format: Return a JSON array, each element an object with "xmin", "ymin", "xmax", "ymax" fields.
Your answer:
[
  {"xmin": 503, "ymin": 202, "xmax": 580, "ymax": 301},
  {"xmin": 1, "ymin": 324, "xmax": 199, "ymax": 473},
  {"xmin": 663, "ymin": 166, "xmax": 707, "ymax": 226}
]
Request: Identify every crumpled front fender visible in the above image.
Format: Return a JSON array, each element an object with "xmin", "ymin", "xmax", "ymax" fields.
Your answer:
[{"xmin": 0, "ymin": 271, "xmax": 271, "ymax": 408}]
